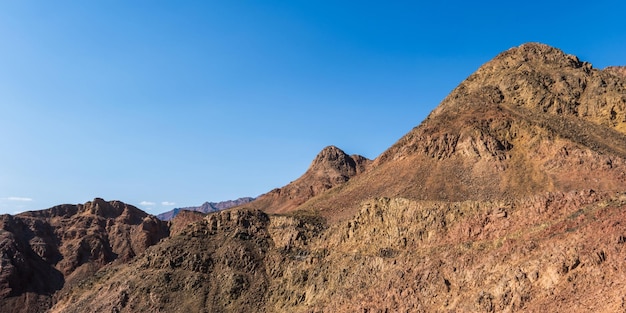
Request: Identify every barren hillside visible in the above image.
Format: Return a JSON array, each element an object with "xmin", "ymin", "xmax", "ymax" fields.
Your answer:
[{"xmin": 0, "ymin": 199, "xmax": 169, "ymax": 313}]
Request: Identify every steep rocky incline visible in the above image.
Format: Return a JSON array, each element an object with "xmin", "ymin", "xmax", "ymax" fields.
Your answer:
[
  {"xmin": 0, "ymin": 198, "xmax": 169, "ymax": 313},
  {"xmin": 245, "ymin": 145, "xmax": 370, "ymax": 214},
  {"xmin": 299, "ymin": 43, "xmax": 626, "ymax": 222}
]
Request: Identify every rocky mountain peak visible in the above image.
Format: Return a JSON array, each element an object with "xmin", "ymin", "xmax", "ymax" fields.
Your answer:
[
  {"xmin": 451, "ymin": 43, "xmax": 625, "ymax": 122},
  {"xmin": 83, "ymin": 198, "xmax": 146, "ymax": 222},
  {"xmin": 309, "ymin": 145, "xmax": 368, "ymax": 177},
  {"xmin": 311, "ymin": 145, "xmax": 347, "ymax": 164},
  {"xmin": 490, "ymin": 42, "xmax": 586, "ymax": 70},
  {"xmin": 242, "ymin": 146, "xmax": 371, "ymax": 214},
  {"xmin": 428, "ymin": 43, "xmax": 599, "ymax": 120},
  {"xmin": 377, "ymin": 43, "xmax": 626, "ymax": 165}
]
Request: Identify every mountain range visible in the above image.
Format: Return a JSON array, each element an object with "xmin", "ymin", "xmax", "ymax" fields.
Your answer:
[
  {"xmin": 156, "ymin": 197, "xmax": 256, "ymax": 221},
  {"xmin": 1, "ymin": 43, "xmax": 626, "ymax": 312}
]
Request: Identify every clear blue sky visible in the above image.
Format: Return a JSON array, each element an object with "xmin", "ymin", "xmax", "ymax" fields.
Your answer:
[{"xmin": 1, "ymin": 1, "xmax": 625, "ymax": 215}]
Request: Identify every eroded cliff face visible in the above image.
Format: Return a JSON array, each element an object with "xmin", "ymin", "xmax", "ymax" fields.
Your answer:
[{"xmin": 0, "ymin": 199, "xmax": 169, "ymax": 313}]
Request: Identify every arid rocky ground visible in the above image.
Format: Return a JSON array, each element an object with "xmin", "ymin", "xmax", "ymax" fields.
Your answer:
[{"xmin": 0, "ymin": 199, "xmax": 169, "ymax": 313}]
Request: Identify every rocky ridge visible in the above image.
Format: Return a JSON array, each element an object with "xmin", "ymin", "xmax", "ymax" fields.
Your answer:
[
  {"xmin": 156, "ymin": 197, "xmax": 255, "ymax": 221},
  {"xmin": 0, "ymin": 198, "xmax": 169, "ymax": 313},
  {"xmin": 297, "ymin": 43, "xmax": 626, "ymax": 222},
  {"xmin": 245, "ymin": 145, "xmax": 370, "ymax": 214}
]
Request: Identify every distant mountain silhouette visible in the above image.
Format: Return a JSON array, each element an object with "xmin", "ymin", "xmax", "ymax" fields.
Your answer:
[{"xmin": 156, "ymin": 197, "xmax": 255, "ymax": 220}]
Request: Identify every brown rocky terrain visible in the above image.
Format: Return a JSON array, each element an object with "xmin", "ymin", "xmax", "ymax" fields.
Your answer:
[
  {"xmin": 50, "ymin": 191, "xmax": 626, "ymax": 312},
  {"xmin": 4, "ymin": 43, "xmax": 626, "ymax": 312},
  {"xmin": 605, "ymin": 66, "xmax": 626, "ymax": 78},
  {"xmin": 0, "ymin": 198, "xmax": 169, "ymax": 313},
  {"xmin": 245, "ymin": 145, "xmax": 371, "ymax": 214},
  {"xmin": 168, "ymin": 210, "xmax": 206, "ymax": 236},
  {"xmin": 157, "ymin": 197, "xmax": 256, "ymax": 221},
  {"xmin": 297, "ymin": 42, "xmax": 626, "ymax": 222}
]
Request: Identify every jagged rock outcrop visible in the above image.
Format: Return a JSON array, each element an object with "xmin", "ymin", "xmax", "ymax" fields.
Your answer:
[
  {"xmin": 246, "ymin": 145, "xmax": 371, "ymax": 214},
  {"xmin": 0, "ymin": 199, "xmax": 169, "ymax": 313},
  {"xmin": 157, "ymin": 197, "xmax": 256, "ymax": 221}
]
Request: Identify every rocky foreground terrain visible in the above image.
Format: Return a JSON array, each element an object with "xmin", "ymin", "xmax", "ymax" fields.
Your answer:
[
  {"xmin": 2, "ymin": 43, "xmax": 626, "ymax": 312},
  {"xmin": 51, "ymin": 192, "xmax": 626, "ymax": 312}
]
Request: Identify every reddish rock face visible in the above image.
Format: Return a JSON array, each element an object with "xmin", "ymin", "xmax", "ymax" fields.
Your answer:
[
  {"xmin": 168, "ymin": 210, "xmax": 206, "ymax": 236},
  {"xmin": 0, "ymin": 198, "xmax": 169, "ymax": 313}
]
